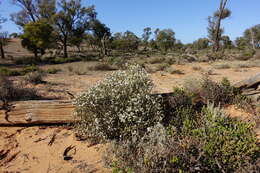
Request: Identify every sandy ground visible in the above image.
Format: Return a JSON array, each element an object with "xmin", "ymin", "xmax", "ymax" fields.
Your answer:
[{"xmin": 0, "ymin": 61, "xmax": 260, "ymax": 173}]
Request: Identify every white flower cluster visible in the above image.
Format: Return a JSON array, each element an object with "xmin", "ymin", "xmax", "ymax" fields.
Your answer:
[{"xmin": 74, "ymin": 64, "xmax": 163, "ymax": 142}]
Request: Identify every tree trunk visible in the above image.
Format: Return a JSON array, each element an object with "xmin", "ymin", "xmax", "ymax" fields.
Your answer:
[
  {"xmin": 250, "ymin": 28, "xmax": 256, "ymax": 50},
  {"xmin": 213, "ymin": 0, "xmax": 228, "ymax": 52},
  {"xmin": 34, "ymin": 49, "xmax": 38, "ymax": 59},
  {"xmin": 63, "ymin": 36, "xmax": 68, "ymax": 58},
  {"xmin": 0, "ymin": 42, "xmax": 5, "ymax": 59}
]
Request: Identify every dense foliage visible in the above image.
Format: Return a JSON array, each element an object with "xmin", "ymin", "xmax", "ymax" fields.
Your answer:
[
  {"xmin": 74, "ymin": 65, "xmax": 163, "ymax": 143},
  {"xmin": 74, "ymin": 65, "xmax": 259, "ymax": 173}
]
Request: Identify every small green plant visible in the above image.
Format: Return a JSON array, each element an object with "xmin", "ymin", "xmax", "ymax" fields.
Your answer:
[
  {"xmin": 0, "ymin": 67, "xmax": 21, "ymax": 76},
  {"xmin": 46, "ymin": 68, "xmax": 61, "ymax": 74},
  {"xmin": 22, "ymin": 65, "xmax": 39, "ymax": 74}
]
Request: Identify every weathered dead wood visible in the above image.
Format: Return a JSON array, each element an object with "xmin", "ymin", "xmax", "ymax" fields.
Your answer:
[
  {"xmin": 234, "ymin": 73, "xmax": 260, "ymax": 89},
  {"xmin": 0, "ymin": 100, "xmax": 75, "ymax": 126},
  {"xmin": 63, "ymin": 145, "xmax": 76, "ymax": 160}
]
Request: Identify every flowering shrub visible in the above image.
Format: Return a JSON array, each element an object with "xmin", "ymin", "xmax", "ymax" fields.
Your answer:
[{"xmin": 74, "ymin": 65, "xmax": 163, "ymax": 143}]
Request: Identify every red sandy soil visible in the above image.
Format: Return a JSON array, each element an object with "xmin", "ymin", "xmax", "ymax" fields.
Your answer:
[{"xmin": 0, "ymin": 61, "xmax": 259, "ymax": 173}]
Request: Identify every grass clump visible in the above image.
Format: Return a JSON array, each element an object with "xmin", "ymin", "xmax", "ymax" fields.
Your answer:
[
  {"xmin": 46, "ymin": 68, "xmax": 61, "ymax": 74},
  {"xmin": 148, "ymin": 56, "xmax": 165, "ymax": 64},
  {"xmin": 213, "ymin": 62, "xmax": 231, "ymax": 69},
  {"xmin": 88, "ymin": 63, "xmax": 117, "ymax": 71},
  {"xmin": 0, "ymin": 76, "xmax": 39, "ymax": 103},
  {"xmin": 24, "ymin": 71, "xmax": 46, "ymax": 84},
  {"xmin": 192, "ymin": 65, "xmax": 202, "ymax": 71}
]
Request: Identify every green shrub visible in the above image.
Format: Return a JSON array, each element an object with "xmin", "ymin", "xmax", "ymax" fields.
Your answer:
[
  {"xmin": 106, "ymin": 104, "xmax": 259, "ymax": 173},
  {"xmin": 0, "ymin": 67, "xmax": 21, "ymax": 76},
  {"xmin": 74, "ymin": 65, "xmax": 163, "ymax": 143},
  {"xmin": 155, "ymin": 63, "xmax": 170, "ymax": 71},
  {"xmin": 0, "ymin": 76, "xmax": 39, "ymax": 103},
  {"xmin": 236, "ymin": 49, "xmax": 255, "ymax": 61},
  {"xmin": 46, "ymin": 68, "xmax": 61, "ymax": 74},
  {"xmin": 14, "ymin": 56, "xmax": 37, "ymax": 65},
  {"xmin": 184, "ymin": 77, "xmax": 238, "ymax": 105},
  {"xmin": 148, "ymin": 56, "xmax": 165, "ymax": 64},
  {"xmin": 24, "ymin": 71, "xmax": 45, "ymax": 84},
  {"xmin": 22, "ymin": 65, "xmax": 39, "ymax": 74}
]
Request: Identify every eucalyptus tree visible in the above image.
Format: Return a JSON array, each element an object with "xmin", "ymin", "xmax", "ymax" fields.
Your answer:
[
  {"xmin": 142, "ymin": 27, "xmax": 152, "ymax": 50},
  {"xmin": 155, "ymin": 29, "xmax": 176, "ymax": 52},
  {"xmin": 207, "ymin": 0, "xmax": 231, "ymax": 52},
  {"xmin": 53, "ymin": 0, "xmax": 96, "ymax": 57},
  {"xmin": 11, "ymin": 0, "xmax": 56, "ymax": 26},
  {"xmin": 0, "ymin": 6, "xmax": 8, "ymax": 59},
  {"xmin": 20, "ymin": 20, "xmax": 54, "ymax": 59},
  {"xmin": 90, "ymin": 19, "xmax": 111, "ymax": 56},
  {"xmin": 243, "ymin": 24, "xmax": 260, "ymax": 49}
]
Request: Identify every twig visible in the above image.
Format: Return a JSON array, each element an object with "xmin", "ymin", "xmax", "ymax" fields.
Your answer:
[
  {"xmin": 48, "ymin": 133, "xmax": 56, "ymax": 146},
  {"xmin": 5, "ymin": 127, "xmax": 27, "ymax": 139},
  {"xmin": 63, "ymin": 145, "xmax": 76, "ymax": 161},
  {"xmin": 216, "ymin": 159, "xmax": 226, "ymax": 173}
]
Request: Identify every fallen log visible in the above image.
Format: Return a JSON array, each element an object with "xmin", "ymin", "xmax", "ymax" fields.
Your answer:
[
  {"xmin": 234, "ymin": 73, "xmax": 260, "ymax": 89},
  {"xmin": 1, "ymin": 73, "xmax": 260, "ymax": 127},
  {"xmin": 0, "ymin": 100, "xmax": 75, "ymax": 126}
]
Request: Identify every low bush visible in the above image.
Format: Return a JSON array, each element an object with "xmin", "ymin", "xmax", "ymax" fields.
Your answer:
[
  {"xmin": 148, "ymin": 56, "xmax": 165, "ymax": 64},
  {"xmin": 46, "ymin": 68, "xmax": 61, "ymax": 74},
  {"xmin": 236, "ymin": 49, "xmax": 255, "ymax": 61},
  {"xmin": 22, "ymin": 65, "xmax": 39, "ymax": 74},
  {"xmin": 0, "ymin": 67, "xmax": 21, "ymax": 76},
  {"xmin": 14, "ymin": 56, "xmax": 38, "ymax": 65},
  {"xmin": 213, "ymin": 63, "xmax": 231, "ymax": 69},
  {"xmin": 155, "ymin": 63, "xmax": 170, "ymax": 71},
  {"xmin": 106, "ymin": 104, "xmax": 259, "ymax": 173},
  {"xmin": 74, "ymin": 66, "xmax": 259, "ymax": 172},
  {"xmin": 88, "ymin": 63, "xmax": 117, "ymax": 71},
  {"xmin": 74, "ymin": 65, "xmax": 163, "ymax": 143},
  {"xmin": 192, "ymin": 65, "xmax": 202, "ymax": 71},
  {"xmin": 24, "ymin": 71, "xmax": 46, "ymax": 84},
  {"xmin": 0, "ymin": 76, "xmax": 39, "ymax": 103}
]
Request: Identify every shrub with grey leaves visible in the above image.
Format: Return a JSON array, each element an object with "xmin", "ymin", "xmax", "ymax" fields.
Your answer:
[{"xmin": 74, "ymin": 65, "xmax": 163, "ymax": 143}]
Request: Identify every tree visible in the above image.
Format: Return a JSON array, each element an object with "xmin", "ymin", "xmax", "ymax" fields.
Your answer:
[
  {"xmin": 220, "ymin": 35, "xmax": 233, "ymax": 49},
  {"xmin": 142, "ymin": 27, "xmax": 152, "ymax": 50},
  {"xmin": 11, "ymin": 0, "xmax": 56, "ymax": 26},
  {"xmin": 192, "ymin": 38, "xmax": 210, "ymax": 50},
  {"xmin": 20, "ymin": 20, "xmax": 54, "ymax": 59},
  {"xmin": 53, "ymin": 0, "xmax": 96, "ymax": 58},
  {"xmin": 91, "ymin": 19, "xmax": 111, "ymax": 56},
  {"xmin": 208, "ymin": 0, "xmax": 230, "ymax": 52},
  {"xmin": 0, "ymin": 9, "xmax": 8, "ymax": 59},
  {"xmin": 0, "ymin": 32, "xmax": 8, "ymax": 59},
  {"xmin": 235, "ymin": 37, "xmax": 248, "ymax": 50},
  {"xmin": 112, "ymin": 31, "xmax": 140, "ymax": 52},
  {"xmin": 243, "ymin": 24, "xmax": 260, "ymax": 49},
  {"xmin": 155, "ymin": 29, "xmax": 176, "ymax": 52}
]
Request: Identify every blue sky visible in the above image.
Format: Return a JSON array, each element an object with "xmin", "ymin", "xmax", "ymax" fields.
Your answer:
[{"xmin": 0, "ymin": 0, "xmax": 260, "ymax": 43}]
